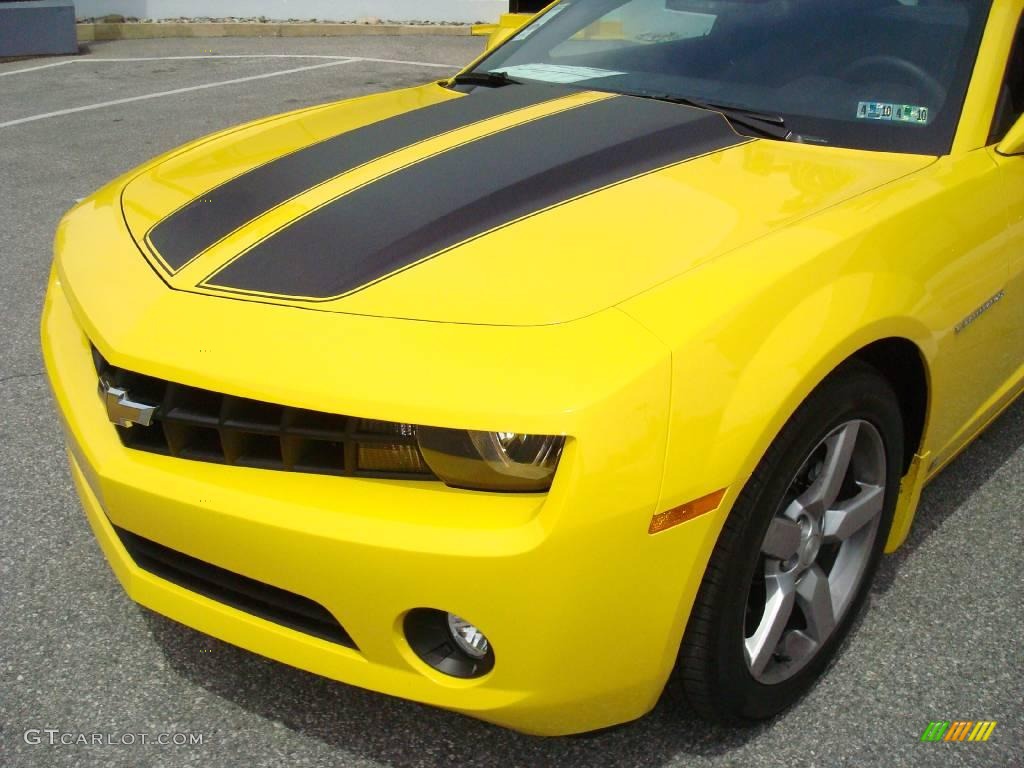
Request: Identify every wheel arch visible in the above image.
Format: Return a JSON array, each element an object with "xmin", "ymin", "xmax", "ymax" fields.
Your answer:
[
  {"xmin": 629, "ymin": 261, "xmax": 943, "ymax": 688},
  {"xmin": 709, "ymin": 331, "xmax": 935, "ymax": 563},
  {"xmin": 848, "ymin": 337, "xmax": 931, "ymax": 474},
  {"xmin": 653, "ymin": 330, "xmax": 935, "ymax": 697}
]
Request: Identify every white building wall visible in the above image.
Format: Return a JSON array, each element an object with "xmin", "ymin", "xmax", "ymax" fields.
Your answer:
[{"xmin": 72, "ymin": 1, "xmax": 508, "ymax": 23}]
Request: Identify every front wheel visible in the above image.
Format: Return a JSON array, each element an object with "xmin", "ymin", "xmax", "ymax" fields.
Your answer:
[{"xmin": 674, "ymin": 361, "xmax": 904, "ymax": 723}]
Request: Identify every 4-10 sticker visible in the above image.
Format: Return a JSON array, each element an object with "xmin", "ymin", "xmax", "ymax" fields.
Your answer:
[{"xmin": 857, "ymin": 101, "xmax": 930, "ymax": 125}]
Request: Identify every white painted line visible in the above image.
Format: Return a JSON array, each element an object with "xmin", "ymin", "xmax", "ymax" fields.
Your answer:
[
  {"xmin": 81, "ymin": 54, "xmax": 460, "ymax": 69},
  {"xmin": 0, "ymin": 54, "xmax": 459, "ymax": 82},
  {"xmin": 0, "ymin": 60, "xmax": 76, "ymax": 77},
  {"xmin": 0, "ymin": 59, "xmax": 358, "ymax": 130},
  {"xmin": 344, "ymin": 56, "xmax": 460, "ymax": 70},
  {"xmin": 83, "ymin": 55, "xmax": 356, "ymax": 61}
]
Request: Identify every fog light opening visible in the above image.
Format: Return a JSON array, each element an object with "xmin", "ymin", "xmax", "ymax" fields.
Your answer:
[{"xmin": 404, "ymin": 608, "xmax": 495, "ymax": 679}]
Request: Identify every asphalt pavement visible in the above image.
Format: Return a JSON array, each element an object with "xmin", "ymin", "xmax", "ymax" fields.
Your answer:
[{"xmin": 1, "ymin": 35, "xmax": 1021, "ymax": 768}]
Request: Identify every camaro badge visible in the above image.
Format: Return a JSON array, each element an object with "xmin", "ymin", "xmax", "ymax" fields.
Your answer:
[
  {"xmin": 98, "ymin": 379, "xmax": 158, "ymax": 428},
  {"xmin": 955, "ymin": 290, "xmax": 1005, "ymax": 335}
]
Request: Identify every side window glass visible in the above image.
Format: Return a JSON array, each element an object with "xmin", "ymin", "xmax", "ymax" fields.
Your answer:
[{"xmin": 991, "ymin": 18, "xmax": 1024, "ymax": 143}]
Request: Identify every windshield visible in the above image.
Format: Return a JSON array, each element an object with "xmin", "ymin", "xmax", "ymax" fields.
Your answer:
[{"xmin": 473, "ymin": 0, "xmax": 993, "ymax": 154}]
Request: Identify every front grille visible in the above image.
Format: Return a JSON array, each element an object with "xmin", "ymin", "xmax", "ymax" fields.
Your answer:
[
  {"xmin": 114, "ymin": 525, "xmax": 357, "ymax": 648},
  {"xmin": 91, "ymin": 347, "xmax": 438, "ymax": 480}
]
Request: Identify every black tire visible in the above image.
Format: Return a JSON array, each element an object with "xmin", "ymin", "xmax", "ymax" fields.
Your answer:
[{"xmin": 673, "ymin": 360, "xmax": 904, "ymax": 724}]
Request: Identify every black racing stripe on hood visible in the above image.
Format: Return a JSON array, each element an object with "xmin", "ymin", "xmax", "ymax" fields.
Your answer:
[
  {"xmin": 146, "ymin": 85, "xmax": 563, "ymax": 272},
  {"xmin": 206, "ymin": 97, "xmax": 744, "ymax": 301}
]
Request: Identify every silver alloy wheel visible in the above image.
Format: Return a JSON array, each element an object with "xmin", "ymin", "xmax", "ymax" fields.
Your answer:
[{"xmin": 744, "ymin": 420, "xmax": 887, "ymax": 684}]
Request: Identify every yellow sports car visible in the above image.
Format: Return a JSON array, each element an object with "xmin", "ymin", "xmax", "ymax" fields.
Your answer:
[{"xmin": 42, "ymin": 0, "xmax": 1023, "ymax": 735}]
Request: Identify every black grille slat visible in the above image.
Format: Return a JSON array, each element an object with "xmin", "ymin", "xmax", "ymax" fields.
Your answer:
[
  {"xmin": 92, "ymin": 347, "xmax": 437, "ymax": 481},
  {"xmin": 114, "ymin": 526, "xmax": 356, "ymax": 648},
  {"xmin": 283, "ymin": 408, "xmax": 349, "ymax": 441},
  {"xmin": 221, "ymin": 397, "xmax": 285, "ymax": 433},
  {"xmin": 163, "ymin": 384, "xmax": 222, "ymax": 427}
]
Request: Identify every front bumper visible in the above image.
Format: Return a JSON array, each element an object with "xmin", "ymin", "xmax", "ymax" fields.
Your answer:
[{"xmin": 42, "ymin": 267, "xmax": 731, "ymax": 735}]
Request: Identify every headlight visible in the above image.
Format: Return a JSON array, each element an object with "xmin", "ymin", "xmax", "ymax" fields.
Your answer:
[{"xmin": 417, "ymin": 427, "xmax": 565, "ymax": 492}]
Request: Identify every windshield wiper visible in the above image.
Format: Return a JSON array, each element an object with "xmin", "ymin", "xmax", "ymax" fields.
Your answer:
[
  {"xmin": 450, "ymin": 71, "xmax": 521, "ymax": 88},
  {"xmin": 627, "ymin": 91, "xmax": 794, "ymax": 141}
]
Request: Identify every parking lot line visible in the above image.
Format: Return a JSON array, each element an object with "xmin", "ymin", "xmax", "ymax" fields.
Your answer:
[
  {"xmin": 343, "ymin": 55, "xmax": 463, "ymax": 69},
  {"xmin": 0, "ymin": 60, "xmax": 76, "ymax": 77},
  {"xmin": 0, "ymin": 54, "xmax": 462, "ymax": 74},
  {"xmin": 0, "ymin": 59, "xmax": 359, "ymax": 129},
  {"xmin": 83, "ymin": 55, "xmax": 461, "ymax": 68},
  {"xmin": 84, "ymin": 55, "xmax": 356, "ymax": 61}
]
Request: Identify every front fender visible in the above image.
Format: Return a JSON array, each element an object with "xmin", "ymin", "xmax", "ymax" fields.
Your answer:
[
  {"xmin": 616, "ymin": 194, "xmax": 969, "ymax": 687},
  {"xmin": 623, "ymin": 238, "xmax": 936, "ymax": 525}
]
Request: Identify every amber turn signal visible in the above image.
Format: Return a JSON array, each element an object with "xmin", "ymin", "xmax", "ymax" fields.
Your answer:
[{"xmin": 649, "ymin": 488, "xmax": 727, "ymax": 534}]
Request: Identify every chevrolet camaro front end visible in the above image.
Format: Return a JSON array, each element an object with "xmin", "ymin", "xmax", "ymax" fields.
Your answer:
[{"xmin": 42, "ymin": 0, "xmax": 1024, "ymax": 735}]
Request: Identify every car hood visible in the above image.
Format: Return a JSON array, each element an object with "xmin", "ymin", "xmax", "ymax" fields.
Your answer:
[{"xmin": 119, "ymin": 82, "xmax": 933, "ymax": 326}]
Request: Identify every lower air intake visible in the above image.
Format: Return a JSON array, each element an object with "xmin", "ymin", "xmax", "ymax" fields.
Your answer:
[{"xmin": 114, "ymin": 525, "xmax": 357, "ymax": 649}]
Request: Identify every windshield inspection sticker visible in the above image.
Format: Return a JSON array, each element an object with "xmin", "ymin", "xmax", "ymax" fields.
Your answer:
[
  {"xmin": 495, "ymin": 63, "xmax": 625, "ymax": 84},
  {"xmin": 857, "ymin": 101, "xmax": 930, "ymax": 125}
]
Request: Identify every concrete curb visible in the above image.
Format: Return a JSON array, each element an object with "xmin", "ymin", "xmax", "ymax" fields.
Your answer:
[{"xmin": 77, "ymin": 22, "xmax": 473, "ymax": 43}]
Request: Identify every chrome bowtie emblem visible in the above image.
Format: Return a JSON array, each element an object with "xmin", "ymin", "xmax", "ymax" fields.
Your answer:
[{"xmin": 98, "ymin": 378, "xmax": 158, "ymax": 428}]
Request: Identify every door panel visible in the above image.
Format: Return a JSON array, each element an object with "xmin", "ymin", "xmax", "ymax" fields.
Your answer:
[
  {"xmin": 994, "ymin": 15, "xmax": 1024, "ymax": 398},
  {"xmin": 929, "ymin": 11, "xmax": 1024, "ymax": 470},
  {"xmin": 996, "ymin": 151, "xmax": 1024, "ymax": 382},
  {"xmin": 924, "ymin": 150, "xmax": 1016, "ymax": 472}
]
